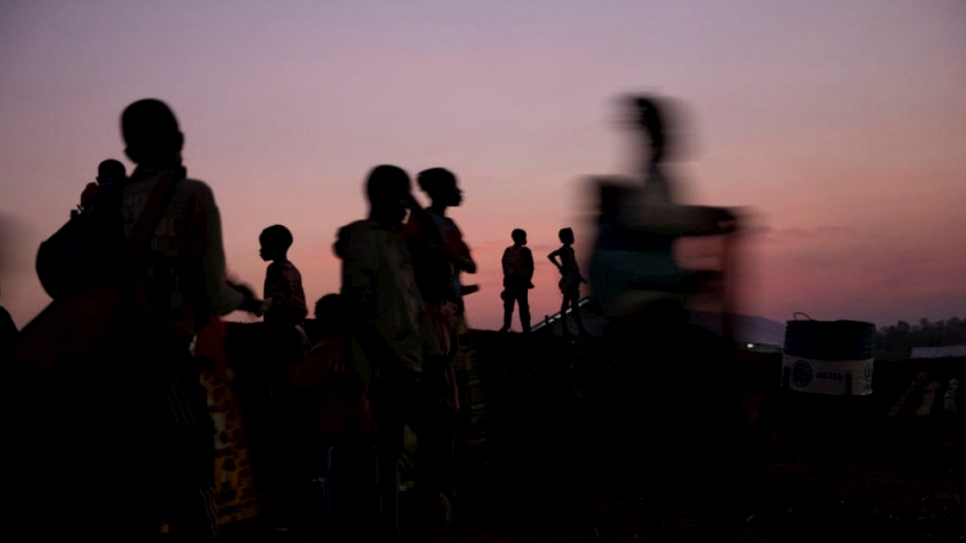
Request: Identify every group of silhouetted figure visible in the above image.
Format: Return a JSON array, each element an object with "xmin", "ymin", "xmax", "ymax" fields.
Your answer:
[{"xmin": 0, "ymin": 94, "xmax": 747, "ymax": 541}]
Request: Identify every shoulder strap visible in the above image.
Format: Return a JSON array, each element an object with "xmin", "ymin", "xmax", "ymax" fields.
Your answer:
[{"xmin": 121, "ymin": 169, "xmax": 183, "ymax": 259}]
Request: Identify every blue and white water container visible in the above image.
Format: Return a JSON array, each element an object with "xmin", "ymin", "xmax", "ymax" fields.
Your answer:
[{"xmin": 781, "ymin": 318, "xmax": 876, "ymax": 396}]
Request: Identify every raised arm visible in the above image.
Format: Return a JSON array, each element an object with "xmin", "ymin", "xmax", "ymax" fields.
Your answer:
[
  {"xmin": 615, "ymin": 180, "xmax": 737, "ymax": 237},
  {"xmin": 547, "ymin": 248, "xmax": 563, "ymax": 271}
]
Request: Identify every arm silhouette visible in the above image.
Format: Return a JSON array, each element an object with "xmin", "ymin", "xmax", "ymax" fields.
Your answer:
[{"xmin": 547, "ymin": 248, "xmax": 563, "ymax": 273}]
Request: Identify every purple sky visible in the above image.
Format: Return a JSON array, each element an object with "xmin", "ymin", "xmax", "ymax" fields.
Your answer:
[{"xmin": 1, "ymin": 0, "xmax": 965, "ymax": 331}]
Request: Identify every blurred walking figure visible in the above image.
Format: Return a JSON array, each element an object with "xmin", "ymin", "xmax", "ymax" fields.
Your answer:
[
  {"xmin": 548, "ymin": 227, "xmax": 587, "ymax": 339},
  {"xmin": 499, "ymin": 229, "xmax": 534, "ymax": 334},
  {"xmin": 587, "ymin": 94, "xmax": 745, "ymax": 539},
  {"xmin": 589, "ymin": 95, "xmax": 736, "ymax": 319}
]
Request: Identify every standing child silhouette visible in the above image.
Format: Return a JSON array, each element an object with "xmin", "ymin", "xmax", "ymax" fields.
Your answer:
[
  {"xmin": 259, "ymin": 224, "xmax": 308, "ymax": 333},
  {"xmin": 548, "ymin": 227, "xmax": 587, "ymax": 339},
  {"xmin": 499, "ymin": 229, "xmax": 534, "ymax": 334}
]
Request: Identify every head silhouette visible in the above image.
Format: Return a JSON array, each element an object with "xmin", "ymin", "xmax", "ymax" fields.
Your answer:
[
  {"xmin": 558, "ymin": 227, "xmax": 575, "ymax": 245},
  {"xmin": 314, "ymin": 293, "xmax": 345, "ymax": 332},
  {"xmin": 366, "ymin": 165, "xmax": 411, "ymax": 227},
  {"xmin": 630, "ymin": 95, "xmax": 667, "ymax": 165},
  {"xmin": 97, "ymin": 159, "xmax": 126, "ymax": 184},
  {"xmin": 417, "ymin": 167, "xmax": 462, "ymax": 208},
  {"xmin": 121, "ymin": 99, "xmax": 184, "ymax": 167},
  {"xmin": 259, "ymin": 224, "xmax": 293, "ymax": 261},
  {"xmin": 511, "ymin": 229, "xmax": 527, "ymax": 245}
]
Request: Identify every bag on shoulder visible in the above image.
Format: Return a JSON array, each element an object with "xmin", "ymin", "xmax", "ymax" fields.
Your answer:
[
  {"xmin": 36, "ymin": 180, "xmax": 125, "ymax": 301},
  {"xmin": 16, "ymin": 170, "xmax": 182, "ymax": 371},
  {"xmin": 36, "ymin": 209, "xmax": 93, "ymax": 300}
]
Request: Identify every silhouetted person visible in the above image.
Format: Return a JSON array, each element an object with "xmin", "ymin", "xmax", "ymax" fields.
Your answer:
[
  {"xmin": 590, "ymin": 94, "xmax": 744, "ymax": 539},
  {"xmin": 259, "ymin": 223, "xmax": 309, "ymax": 378},
  {"xmin": 404, "ymin": 167, "xmax": 476, "ymax": 501},
  {"xmin": 76, "ymin": 159, "xmax": 125, "ymax": 215},
  {"xmin": 548, "ymin": 227, "xmax": 587, "ymax": 338},
  {"xmin": 499, "ymin": 229, "xmax": 534, "ymax": 333},
  {"xmin": 289, "ymin": 293, "xmax": 375, "ymax": 537},
  {"xmin": 590, "ymin": 96, "xmax": 738, "ymax": 320},
  {"xmin": 24, "ymin": 99, "xmax": 264, "ymax": 540},
  {"xmin": 99, "ymin": 158, "xmax": 126, "ymax": 180},
  {"xmin": 260, "ymin": 224, "xmax": 308, "ymax": 330},
  {"xmin": 256, "ymin": 223, "xmax": 309, "ymax": 527},
  {"xmin": 124, "ymin": 98, "xmax": 267, "ymax": 538},
  {"xmin": 334, "ymin": 165, "xmax": 448, "ymax": 539},
  {"xmin": 405, "ymin": 169, "xmax": 487, "ymax": 460}
]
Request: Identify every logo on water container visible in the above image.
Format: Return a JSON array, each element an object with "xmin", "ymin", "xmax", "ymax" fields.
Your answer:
[{"xmin": 792, "ymin": 359, "xmax": 813, "ymax": 388}]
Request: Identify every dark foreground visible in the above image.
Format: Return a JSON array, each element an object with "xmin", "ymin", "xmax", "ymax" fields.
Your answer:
[{"xmin": 222, "ymin": 329, "xmax": 966, "ymax": 541}]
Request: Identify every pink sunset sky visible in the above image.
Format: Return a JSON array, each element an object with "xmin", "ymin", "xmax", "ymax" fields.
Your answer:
[{"xmin": 1, "ymin": 1, "xmax": 964, "ymax": 332}]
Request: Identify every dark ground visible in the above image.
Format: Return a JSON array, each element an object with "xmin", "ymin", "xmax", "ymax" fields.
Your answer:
[{"xmin": 221, "ymin": 329, "xmax": 966, "ymax": 542}]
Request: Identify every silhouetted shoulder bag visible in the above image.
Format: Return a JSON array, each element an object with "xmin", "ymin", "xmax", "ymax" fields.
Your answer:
[
  {"xmin": 15, "ymin": 171, "xmax": 182, "ymax": 370},
  {"xmin": 35, "ymin": 209, "xmax": 88, "ymax": 300}
]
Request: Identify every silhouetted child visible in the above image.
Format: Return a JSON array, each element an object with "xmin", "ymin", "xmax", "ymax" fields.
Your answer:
[
  {"xmin": 334, "ymin": 164, "xmax": 449, "ymax": 536},
  {"xmin": 257, "ymin": 224, "xmax": 309, "ymax": 523},
  {"xmin": 404, "ymin": 167, "xmax": 476, "ymax": 419},
  {"xmin": 405, "ymin": 167, "xmax": 485, "ymax": 494},
  {"xmin": 500, "ymin": 229, "xmax": 534, "ymax": 333},
  {"xmin": 289, "ymin": 294, "xmax": 373, "ymax": 438},
  {"xmin": 548, "ymin": 227, "xmax": 587, "ymax": 338},
  {"xmin": 77, "ymin": 159, "xmax": 125, "ymax": 215},
  {"xmin": 288, "ymin": 293, "xmax": 375, "ymax": 535},
  {"xmin": 405, "ymin": 168, "xmax": 476, "ymax": 306},
  {"xmin": 260, "ymin": 224, "xmax": 308, "ymax": 330},
  {"xmin": 58, "ymin": 158, "xmax": 128, "ymax": 296}
]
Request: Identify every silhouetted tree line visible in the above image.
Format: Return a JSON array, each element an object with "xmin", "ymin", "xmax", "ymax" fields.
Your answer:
[{"xmin": 876, "ymin": 317, "xmax": 966, "ymax": 359}]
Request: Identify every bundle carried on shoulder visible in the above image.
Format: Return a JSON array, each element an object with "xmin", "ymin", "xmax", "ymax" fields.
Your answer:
[{"xmin": 16, "ymin": 170, "xmax": 182, "ymax": 371}]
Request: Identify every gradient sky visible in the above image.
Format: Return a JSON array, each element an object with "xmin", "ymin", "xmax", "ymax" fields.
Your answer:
[{"xmin": 1, "ymin": 0, "xmax": 965, "ymax": 331}]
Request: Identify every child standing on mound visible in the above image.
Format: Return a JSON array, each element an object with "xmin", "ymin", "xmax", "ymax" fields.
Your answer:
[
  {"xmin": 548, "ymin": 227, "xmax": 587, "ymax": 338},
  {"xmin": 499, "ymin": 229, "xmax": 534, "ymax": 334}
]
